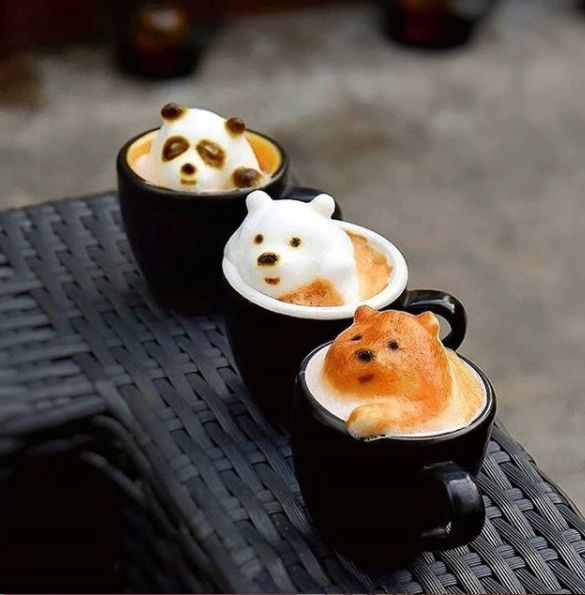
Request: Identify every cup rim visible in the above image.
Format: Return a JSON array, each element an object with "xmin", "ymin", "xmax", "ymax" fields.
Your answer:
[
  {"xmin": 297, "ymin": 342, "xmax": 496, "ymax": 444},
  {"xmin": 222, "ymin": 221, "xmax": 409, "ymax": 320},
  {"xmin": 116, "ymin": 127, "xmax": 288, "ymax": 201}
]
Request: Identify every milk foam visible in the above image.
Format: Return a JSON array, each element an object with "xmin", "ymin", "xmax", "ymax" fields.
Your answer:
[
  {"xmin": 305, "ymin": 345, "xmax": 487, "ymax": 438},
  {"xmin": 138, "ymin": 106, "xmax": 264, "ymax": 192}
]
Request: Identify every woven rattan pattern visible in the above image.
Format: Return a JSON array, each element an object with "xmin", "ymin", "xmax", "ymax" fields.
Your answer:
[{"xmin": 1, "ymin": 194, "xmax": 585, "ymax": 594}]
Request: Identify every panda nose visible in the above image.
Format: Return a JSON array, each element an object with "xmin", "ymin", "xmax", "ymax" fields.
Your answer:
[
  {"xmin": 181, "ymin": 163, "xmax": 196, "ymax": 176},
  {"xmin": 257, "ymin": 252, "xmax": 279, "ymax": 267}
]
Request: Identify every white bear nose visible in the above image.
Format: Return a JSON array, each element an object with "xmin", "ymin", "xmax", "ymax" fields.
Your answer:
[{"xmin": 257, "ymin": 252, "xmax": 279, "ymax": 267}]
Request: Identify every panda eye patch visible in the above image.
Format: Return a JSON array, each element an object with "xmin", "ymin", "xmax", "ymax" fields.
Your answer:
[
  {"xmin": 290, "ymin": 237, "xmax": 301, "ymax": 247},
  {"xmin": 254, "ymin": 234, "xmax": 264, "ymax": 244},
  {"xmin": 196, "ymin": 139, "xmax": 226, "ymax": 168},
  {"xmin": 162, "ymin": 136, "xmax": 189, "ymax": 161}
]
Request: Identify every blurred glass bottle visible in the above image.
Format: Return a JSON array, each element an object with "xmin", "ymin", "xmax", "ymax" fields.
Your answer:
[
  {"xmin": 116, "ymin": 1, "xmax": 199, "ymax": 78},
  {"xmin": 382, "ymin": 0, "xmax": 497, "ymax": 49}
]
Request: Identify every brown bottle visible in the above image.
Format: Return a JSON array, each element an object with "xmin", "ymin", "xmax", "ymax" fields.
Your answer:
[
  {"xmin": 382, "ymin": 0, "xmax": 497, "ymax": 50},
  {"xmin": 116, "ymin": 2, "xmax": 197, "ymax": 78}
]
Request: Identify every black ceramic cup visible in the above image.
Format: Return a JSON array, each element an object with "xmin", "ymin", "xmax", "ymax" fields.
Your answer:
[
  {"xmin": 222, "ymin": 220, "xmax": 467, "ymax": 426},
  {"xmin": 292, "ymin": 346, "xmax": 496, "ymax": 564},
  {"xmin": 117, "ymin": 127, "xmax": 337, "ymax": 313}
]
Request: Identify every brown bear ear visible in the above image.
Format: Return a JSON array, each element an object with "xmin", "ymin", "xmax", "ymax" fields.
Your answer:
[
  {"xmin": 417, "ymin": 311, "xmax": 440, "ymax": 336},
  {"xmin": 354, "ymin": 305, "xmax": 378, "ymax": 323}
]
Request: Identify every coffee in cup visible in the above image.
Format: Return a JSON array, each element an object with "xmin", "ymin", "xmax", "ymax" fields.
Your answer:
[{"xmin": 225, "ymin": 190, "xmax": 391, "ymax": 307}]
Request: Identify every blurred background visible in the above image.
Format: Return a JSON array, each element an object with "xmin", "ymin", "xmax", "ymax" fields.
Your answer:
[{"xmin": 1, "ymin": 0, "xmax": 584, "ymax": 511}]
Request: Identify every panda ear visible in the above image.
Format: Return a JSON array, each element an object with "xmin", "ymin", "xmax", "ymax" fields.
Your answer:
[
  {"xmin": 354, "ymin": 305, "xmax": 378, "ymax": 323},
  {"xmin": 417, "ymin": 311, "xmax": 441, "ymax": 336},
  {"xmin": 246, "ymin": 190, "xmax": 273, "ymax": 214},
  {"xmin": 161, "ymin": 103, "xmax": 187, "ymax": 121},
  {"xmin": 308, "ymin": 194, "xmax": 335, "ymax": 218}
]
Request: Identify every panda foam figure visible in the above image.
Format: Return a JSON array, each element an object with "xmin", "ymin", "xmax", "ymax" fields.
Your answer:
[{"xmin": 135, "ymin": 103, "xmax": 265, "ymax": 193}]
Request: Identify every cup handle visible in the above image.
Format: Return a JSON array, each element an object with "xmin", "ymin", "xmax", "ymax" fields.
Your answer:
[
  {"xmin": 420, "ymin": 461, "xmax": 485, "ymax": 550},
  {"xmin": 284, "ymin": 185, "xmax": 343, "ymax": 220},
  {"xmin": 400, "ymin": 289, "xmax": 467, "ymax": 350}
]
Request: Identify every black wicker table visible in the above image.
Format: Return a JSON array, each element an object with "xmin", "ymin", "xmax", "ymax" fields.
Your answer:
[{"xmin": 2, "ymin": 193, "xmax": 585, "ymax": 594}]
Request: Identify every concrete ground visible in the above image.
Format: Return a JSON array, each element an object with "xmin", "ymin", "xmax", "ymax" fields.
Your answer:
[{"xmin": 1, "ymin": 1, "xmax": 584, "ymax": 509}]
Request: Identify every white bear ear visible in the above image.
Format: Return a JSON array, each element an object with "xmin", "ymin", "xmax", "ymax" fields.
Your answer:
[
  {"xmin": 246, "ymin": 190, "xmax": 273, "ymax": 214},
  {"xmin": 308, "ymin": 194, "xmax": 335, "ymax": 219}
]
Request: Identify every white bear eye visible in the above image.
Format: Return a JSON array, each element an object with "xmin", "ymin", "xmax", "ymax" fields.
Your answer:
[
  {"xmin": 289, "ymin": 237, "xmax": 301, "ymax": 248},
  {"xmin": 254, "ymin": 234, "xmax": 264, "ymax": 244}
]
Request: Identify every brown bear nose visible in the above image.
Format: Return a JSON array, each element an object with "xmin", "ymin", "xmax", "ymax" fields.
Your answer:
[{"xmin": 257, "ymin": 252, "xmax": 279, "ymax": 266}]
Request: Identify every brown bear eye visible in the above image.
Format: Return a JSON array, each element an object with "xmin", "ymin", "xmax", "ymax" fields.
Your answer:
[
  {"xmin": 254, "ymin": 234, "xmax": 264, "ymax": 244},
  {"xmin": 290, "ymin": 237, "xmax": 301, "ymax": 248},
  {"xmin": 355, "ymin": 349, "xmax": 375, "ymax": 362},
  {"xmin": 351, "ymin": 334, "xmax": 362, "ymax": 341},
  {"xmin": 388, "ymin": 340, "xmax": 400, "ymax": 351}
]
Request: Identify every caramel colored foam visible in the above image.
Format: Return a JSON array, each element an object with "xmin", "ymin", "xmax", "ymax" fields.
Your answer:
[
  {"xmin": 276, "ymin": 232, "xmax": 392, "ymax": 307},
  {"xmin": 279, "ymin": 279, "xmax": 344, "ymax": 307},
  {"xmin": 127, "ymin": 129, "xmax": 282, "ymax": 184},
  {"xmin": 348, "ymin": 232, "xmax": 392, "ymax": 300},
  {"xmin": 246, "ymin": 131, "xmax": 282, "ymax": 176},
  {"xmin": 127, "ymin": 130, "xmax": 156, "ymax": 167},
  {"xmin": 312, "ymin": 307, "xmax": 485, "ymax": 438},
  {"xmin": 446, "ymin": 350, "xmax": 485, "ymax": 424}
]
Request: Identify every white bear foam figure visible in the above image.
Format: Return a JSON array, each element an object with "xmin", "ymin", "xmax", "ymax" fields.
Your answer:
[
  {"xmin": 135, "ymin": 104, "xmax": 264, "ymax": 193},
  {"xmin": 225, "ymin": 191, "xmax": 360, "ymax": 305}
]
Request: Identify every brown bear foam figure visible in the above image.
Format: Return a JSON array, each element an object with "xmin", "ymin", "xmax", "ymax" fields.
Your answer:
[{"xmin": 321, "ymin": 306, "xmax": 485, "ymax": 439}]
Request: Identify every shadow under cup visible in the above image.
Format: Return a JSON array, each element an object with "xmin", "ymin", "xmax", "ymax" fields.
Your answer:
[
  {"xmin": 222, "ymin": 221, "xmax": 468, "ymax": 427},
  {"xmin": 292, "ymin": 347, "xmax": 497, "ymax": 564},
  {"xmin": 117, "ymin": 128, "xmax": 326, "ymax": 313}
]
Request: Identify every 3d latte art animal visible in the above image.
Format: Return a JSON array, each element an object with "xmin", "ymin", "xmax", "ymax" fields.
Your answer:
[
  {"xmin": 224, "ymin": 191, "xmax": 391, "ymax": 306},
  {"xmin": 319, "ymin": 307, "xmax": 485, "ymax": 439},
  {"xmin": 134, "ymin": 103, "xmax": 265, "ymax": 192}
]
